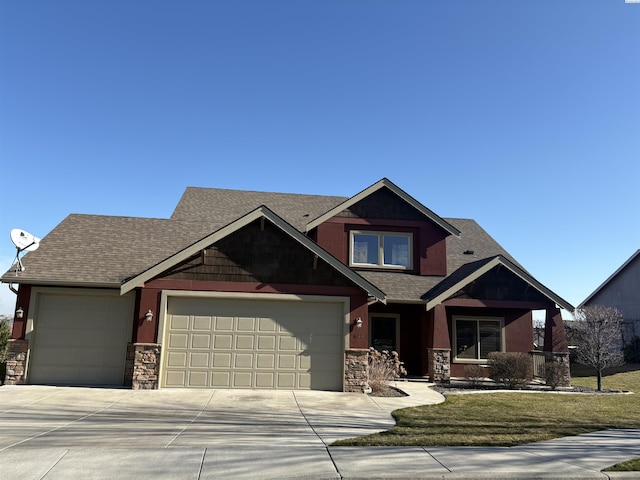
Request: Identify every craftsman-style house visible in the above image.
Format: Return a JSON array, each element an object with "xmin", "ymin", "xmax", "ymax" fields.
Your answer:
[{"xmin": 2, "ymin": 178, "xmax": 573, "ymax": 391}]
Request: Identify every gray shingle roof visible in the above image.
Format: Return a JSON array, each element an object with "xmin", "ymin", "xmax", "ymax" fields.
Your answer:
[
  {"xmin": 3, "ymin": 215, "xmax": 214, "ymax": 285},
  {"xmin": 2, "ymin": 185, "xmax": 540, "ymax": 305},
  {"xmin": 171, "ymin": 187, "xmax": 347, "ymax": 231},
  {"xmin": 358, "ymin": 218, "xmax": 521, "ymax": 302}
]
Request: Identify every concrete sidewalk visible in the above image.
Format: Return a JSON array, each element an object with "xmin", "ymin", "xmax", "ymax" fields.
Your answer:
[{"xmin": 0, "ymin": 383, "xmax": 638, "ymax": 479}]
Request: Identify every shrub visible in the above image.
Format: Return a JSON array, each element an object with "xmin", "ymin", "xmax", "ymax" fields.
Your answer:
[
  {"xmin": 464, "ymin": 364, "xmax": 486, "ymax": 387},
  {"xmin": 368, "ymin": 348, "xmax": 407, "ymax": 394},
  {"xmin": 488, "ymin": 352, "xmax": 533, "ymax": 389},
  {"xmin": 0, "ymin": 319, "xmax": 11, "ymax": 386},
  {"xmin": 544, "ymin": 362, "xmax": 567, "ymax": 390}
]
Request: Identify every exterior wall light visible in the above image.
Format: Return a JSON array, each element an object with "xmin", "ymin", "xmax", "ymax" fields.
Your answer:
[
  {"xmin": 145, "ymin": 309, "xmax": 153, "ymax": 322},
  {"xmin": 15, "ymin": 307, "xmax": 24, "ymax": 319},
  {"xmin": 355, "ymin": 317, "xmax": 363, "ymax": 328}
]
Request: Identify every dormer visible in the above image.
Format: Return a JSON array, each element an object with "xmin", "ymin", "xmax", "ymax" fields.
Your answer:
[{"xmin": 306, "ymin": 179, "xmax": 460, "ymax": 276}]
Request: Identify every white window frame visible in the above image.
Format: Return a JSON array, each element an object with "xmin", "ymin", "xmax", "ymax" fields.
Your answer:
[
  {"xmin": 349, "ymin": 231, "xmax": 413, "ymax": 269},
  {"xmin": 452, "ymin": 316, "xmax": 505, "ymax": 363}
]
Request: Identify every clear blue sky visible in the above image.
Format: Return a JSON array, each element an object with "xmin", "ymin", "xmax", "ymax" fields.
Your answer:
[{"xmin": 0, "ymin": 1, "xmax": 638, "ymax": 317}]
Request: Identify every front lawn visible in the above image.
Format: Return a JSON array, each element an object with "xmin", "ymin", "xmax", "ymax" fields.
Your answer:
[{"xmin": 333, "ymin": 364, "xmax": 640, "ymax": 447}]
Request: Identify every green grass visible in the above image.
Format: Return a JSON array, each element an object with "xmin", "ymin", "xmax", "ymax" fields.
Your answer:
[
  {"xmin": 604, "ymin": 458, "xmax": 640, "ymax": 472},
  {"xmin": 333, "ymin": 364, "xmax": 640, "ymax": 447}
]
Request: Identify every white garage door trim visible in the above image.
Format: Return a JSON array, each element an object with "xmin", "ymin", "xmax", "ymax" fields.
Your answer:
[
  {"xmin": 158, "ymin": 291, "xmax": 350, "ymax": 390},
  {"xmin": 25, "ymin": 287, "xmax": 134, "ymax": 385}
]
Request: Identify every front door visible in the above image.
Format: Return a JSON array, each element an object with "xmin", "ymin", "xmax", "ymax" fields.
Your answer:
[{"xmin": 370, "ymin": 315, "xmax": 399, "ymax": 353}]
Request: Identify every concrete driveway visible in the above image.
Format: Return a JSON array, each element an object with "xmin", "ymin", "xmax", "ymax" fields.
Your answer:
[
  {"xmin": 0, "ymin": 382, "xmax": 441, "ymax": 450},
  {"xmin": 1, "ymin": 384, "xmax": 639, "ymax": 479}
]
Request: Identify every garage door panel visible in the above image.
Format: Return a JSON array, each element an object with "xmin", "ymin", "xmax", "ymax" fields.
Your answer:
[
  {"xmin": 167, "ymin": 351, "xmax": 187, "ymax": 368},
  {"xmin": 29, "ymin": 292, "xmax": 133, "ymax": 385},
  {"xmin": 193, "ymin": 316, "xmax": 212, "ymax": 330},
  {"xmin": 162, "ymin": 297, "xmax": 344, "ymax": 390}
]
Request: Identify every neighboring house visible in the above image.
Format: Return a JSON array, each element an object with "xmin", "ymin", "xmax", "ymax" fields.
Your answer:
[
  {"xmin": 1, "ymin": 178, "xmax": 573, "ymax": 391},
  {"xmin": 578, "ymin": 249, "xmax": 640, "ymax": 348}
]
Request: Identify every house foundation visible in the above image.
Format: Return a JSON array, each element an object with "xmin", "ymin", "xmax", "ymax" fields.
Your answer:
[
  {"xmin": 125, "ymin": 343, "xmax": 161, "ymax": 390},
  {"xmin": 344, "ymin": 348, "xmax": 369, "ymax": 392},
  {"xmin": 3, "ymin": 339, "xmax": 28, "ymax": 385},
  {"xmin": 427, "ymin": 348, "xmax": 451, "ymax": 383}
]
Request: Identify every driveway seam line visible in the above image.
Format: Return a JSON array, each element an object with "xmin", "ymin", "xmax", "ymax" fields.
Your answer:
[
  {"xmin": 292, "ymin": 392, "xmax": 343, "ymax": 479},
  {"xmin": 39, "ymin": 448, "xmax": 69, "ymax": 479},
  {"xmin": 420, "ymin": 446, "xmax": 451, "ymax": 472},
  {"xmin": 164, "ymin": 390, "xmax": 217, "ymax": 448},
  {"xmin": 196, "ymin": 448, "xmax": 207, "ymax": 480},
  {"xmin": 0, "ymin": 388, "xmax": 64, "ymax": 415},
  {"xmin": 0, "ymin": 397, "xmax": 125, "ymax": 451}
]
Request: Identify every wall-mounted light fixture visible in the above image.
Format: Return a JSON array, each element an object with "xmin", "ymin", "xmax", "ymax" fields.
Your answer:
[
  {"xmin": 145, "ymin": 309, "xmax": 153, "ymax": 322},
  {"xmin": 355, "ymin": 317, "xmax": 363, "ymax": 328},
  {"xmin": 15, "ymin": 307, "xmax": 24, "ymax": 319}
]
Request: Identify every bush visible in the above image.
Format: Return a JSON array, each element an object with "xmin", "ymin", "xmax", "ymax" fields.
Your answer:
[
  {"xmin": 368, "ymin": 348, "xmax": 407, "ymax": 394},
  {"xmin": 0, "ymin": 319, "xmax": 11, "ymax": 386},
  {"xmin": 488, "ymin": 352, "xmax": 532, "ymax": 389},
  {"xmin": 544, "ymin": 362, "xmax": 567, "ymax": 390},
  {"xmin": 464, "ymin": 364, "xmax": 486, "ymax": 387}
]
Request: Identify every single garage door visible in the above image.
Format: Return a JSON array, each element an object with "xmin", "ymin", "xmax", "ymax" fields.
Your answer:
[
  {"xmin": 28, "ymin": 292, "xmax": 134, "ymax": 385},
  {"xmin": 162, "ymin": 296, "xmax": 345, "ymax": 390}
]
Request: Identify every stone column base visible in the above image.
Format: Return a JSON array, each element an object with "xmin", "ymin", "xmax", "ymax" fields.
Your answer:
[
  {"xmin": 544, "ymin": 352, "xmax": 571, "ymax": 387},
  {"xmin": 427, "ymin": 348, "xmax": 451, "ymax": 383},
  {"xmin": 345, "ymin": 348, "xmax": 369, "ymax": 393},
  {"xmin": 125, "ymin": 343, "xmax": 161, "ymax": 390},
  {"xmin": 3, "ymin": 339, "xmax": 29, "ymax": 385}
]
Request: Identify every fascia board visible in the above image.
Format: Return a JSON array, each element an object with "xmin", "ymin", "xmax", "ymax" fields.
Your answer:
[
  {"xmin": 120, "ymin": 206, "xmax": 387, "ymax": 303},
  {"xmin": 577, "ymin": 249, "xmax": 640, "ymax": 308},
  {"xmin": 425, "ymin": 257, "xmax": 502, "ymax": 310},
  {"xmin": 425, "ymin": 256, "xmax": 574, "ymax": 312},
  {"xmin": 0, "ymin": 279, "xmax": 121, "ymax": 289},
  {"xmin": 259, "ymin": 207, "xmax": 387, "ymax": 303},
  {"xmin": 305, "ymin": 178, "xmax": 461, "ymax": 237},
  {"xmin": 120, "ymin": 208, "xmax": 266, "ymax": 294}
]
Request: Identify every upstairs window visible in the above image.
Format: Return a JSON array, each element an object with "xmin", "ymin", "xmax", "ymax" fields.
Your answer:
[{"xmin": 350, "ymin": 231, "xmax": 412, "ymax": 269}]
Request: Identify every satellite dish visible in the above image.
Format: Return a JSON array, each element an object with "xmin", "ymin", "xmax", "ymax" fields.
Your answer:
[
  {"xmin": 9, "ymin": 228, "xmax": 40, "ymax": 274},
  {"xmin": 11, "ymin": 229, "xmax": 40, "ymax": 252}
]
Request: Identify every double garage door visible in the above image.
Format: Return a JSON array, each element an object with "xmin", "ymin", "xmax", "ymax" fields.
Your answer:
[{"xmin": 162, "ymin": 296, "xmax": 345, "ymax": 390}]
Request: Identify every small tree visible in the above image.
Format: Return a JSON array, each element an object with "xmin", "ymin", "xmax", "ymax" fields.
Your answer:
[{"xmin": 572, "ymin": 305, "xmax": 624, "ymax": 391}]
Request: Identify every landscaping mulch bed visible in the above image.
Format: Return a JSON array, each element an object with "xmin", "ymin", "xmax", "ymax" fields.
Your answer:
[
  {"xmin": 369, "ymin": 385, "xmax": 408, "ymax": 397},
  {"xmin": 431, "ymin": 381, "xmax": 628, "ymax": 395}
]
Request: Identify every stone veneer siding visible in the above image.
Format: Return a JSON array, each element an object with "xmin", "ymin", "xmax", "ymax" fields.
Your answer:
[
  {"xmin": 427, "ymin": 348, "xmax": 451, "ymax": 383},
  {"xmin": 3, "ymin": 339, "xmax": 28, "ymax": 385},
  {"xmin": 544, "ymin": 351, "xmax": 571, "ymax": 387},
  {"xmin": 344, "ymin": 348, "xmax": 370, "ymax": 393},
  {"xmin": 125, "ymin": 343, "xmax": 161, "ymax": 390}
]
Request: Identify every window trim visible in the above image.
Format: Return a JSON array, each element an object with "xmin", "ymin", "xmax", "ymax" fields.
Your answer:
[
  {"xmin": 349, "ymin": 230, "xmax": 413, "ymax": 270},
  {"xmin": 452, "ymin": 315, "xmax": 505, "ymax": 363}
]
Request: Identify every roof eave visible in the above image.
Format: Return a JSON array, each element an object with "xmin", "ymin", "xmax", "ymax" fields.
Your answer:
[
  {"xmin": 577, "ymin": 249, "xmax": 640, "ymax": 309},
  {"xmin": 120, "ymin": 206, "xmax": 387, "ymax": 303},
  {"xmin": 305, "ymin": 178, "xmax": 461, "ymax": 237},
  {"xmin": 424, "ymin": 255, "xmax": 574, "ymax": 312}
]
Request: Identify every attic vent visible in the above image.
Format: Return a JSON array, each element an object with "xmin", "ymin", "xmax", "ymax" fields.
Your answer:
[
  {"xmin": 463, "ymin": 250, "xmax": 475, "ymax": 255},
  {"xmin": 303, "ymin": 213, "xmax": 310, "ymax": 217}
]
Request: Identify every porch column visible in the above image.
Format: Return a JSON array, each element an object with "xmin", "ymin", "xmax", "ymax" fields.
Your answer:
[
  {"xmin": 543, "ymin": 306, "xmax": 570, "ymax": 387},
  {"xmin": 543, "ymin": 306, "xmax": 568, "ymax": 353},
  {"xmin": 427, "ymin": 304, "xmax": 451, "ymax": 383}
]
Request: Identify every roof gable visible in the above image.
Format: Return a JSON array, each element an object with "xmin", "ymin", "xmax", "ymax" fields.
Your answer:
[
  {"xmin": 422, "ymin": 255, "xmax": 574, "ymax": 311},
  {"xmin": 121, "ymin": 206, "xmax": 386, "ymax": 302},
  {"xmin": 578, "ymin": 249, "xmax": 640, "ymax": 308},
  {"xmin": 304, "ymin": 178, "xmax": 461, "ymax": 236}
]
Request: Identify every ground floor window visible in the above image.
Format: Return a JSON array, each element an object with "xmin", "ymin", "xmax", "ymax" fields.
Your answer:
[{"xmin": 453, "ymin": 316, "xmax": 503, "ymax": 361}]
